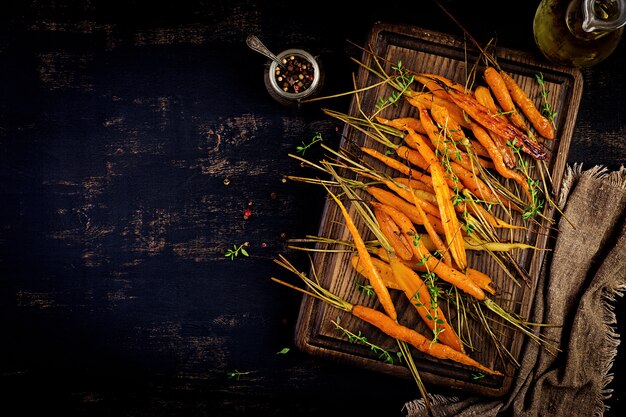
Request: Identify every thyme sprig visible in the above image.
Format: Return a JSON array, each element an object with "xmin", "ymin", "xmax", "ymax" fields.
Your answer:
[
  {"xmin": 331, "ymin": 319, "xmax": 398, "ymax": 364},
  {"xmin": 296, "ymin": 132, "xmax": 323, "ymax": 155},
  {"xmin": 534, "ymin": 72, "xmax": 557, "ymax": 127},
  {"xmin": 225, "ymin": 242, "xmax": 250, "ymax": 260},
  {"xmin": 227, "ymin": 370, "xmax": 252, "ymax": 380}
]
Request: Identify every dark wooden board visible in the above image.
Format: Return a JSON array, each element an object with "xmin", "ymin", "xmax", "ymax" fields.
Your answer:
[{"xmin": 294, "ymin": 22, "xmax": 583, "ymax": 398}]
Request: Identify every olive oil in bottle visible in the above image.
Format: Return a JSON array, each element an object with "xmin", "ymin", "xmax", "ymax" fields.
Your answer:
[{"xmin": 533, "ymin": 0, "xmax": 625, "ymax": 67}]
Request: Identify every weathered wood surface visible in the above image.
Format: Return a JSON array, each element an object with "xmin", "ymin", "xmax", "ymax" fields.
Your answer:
[{"xmin": 0, "ymin": 1, "xmax": 624, "ymax": 416}]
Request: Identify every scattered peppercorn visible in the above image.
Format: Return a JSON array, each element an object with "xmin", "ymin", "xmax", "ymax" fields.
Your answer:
[{"xmin": 274, "ymin": 54, "xmax": 315, "ymax": 94}]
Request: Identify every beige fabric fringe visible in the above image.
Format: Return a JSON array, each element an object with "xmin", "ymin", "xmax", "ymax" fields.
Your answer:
[{"xmin": 404, "ymin": 164, "xmax": 626, "ymax": 417}]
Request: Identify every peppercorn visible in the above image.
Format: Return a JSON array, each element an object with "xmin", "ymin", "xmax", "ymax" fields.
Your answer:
[{"xmin": 274, "ymin": 54, "xmax": 315, "ymax": 94}]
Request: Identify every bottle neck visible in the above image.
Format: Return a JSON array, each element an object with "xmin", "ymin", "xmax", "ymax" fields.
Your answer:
[
  {"xmin": 582, "ymin": 0, "xmax": 626, "ymax": 31},
  {"xmin": 567, "ymin": 0, "xmax": 622, "ymax": 40}
]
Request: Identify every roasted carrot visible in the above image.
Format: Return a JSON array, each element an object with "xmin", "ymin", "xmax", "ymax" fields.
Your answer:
[
  {"xmin": 416, "ymin": 103, "xmax": 493, "ymax": 172},
  {"xmin": 387, "ymin": 177, "xmax": 439, "ymax": 207},
  {"xmin": 414, "ymin": 73, "xmax": 467, "ymax": 96},
  {"xmin": 372, "ymin": 199, "xmax": 446, "ymax": 261},
  {"xmin": 402, "ymin": 124, "xmax": 466, "ymax": 271},
  {"xmin": 375, "ymin": 115, "xmax": 427, "ymax": 135},
  {"xmin": 429, "ymin": 154, "xmax": 467, "ymax": 271},
  {"xmin": 366, "ymin": 186, "xmax": 446, "ymax": 235},
  {"xmin": 373, "ymin": 202, "xmax": 487, "ymax": 300},
  {"xmin": 406, "ymin": 94, "xmax": 471, "ymax": 129},
  {"xmin": 409, "ymin": 113, "xmax": 499, "ymax": 203},
  {"xmin": 325, "ymin": 186, "xmax": 397, "ymax": 321},
  {"xmin": 429, "ymin": 77, "xmax": 548, "ymax": 160},
  {"xmin": 373, "ymin": 206, "xmax": 414, "ymax": 261},
  {"xmin": 499, "ymin": 70, "xmax": 555, "ymax": 140},
  {"xmin": 414, "ymin": 199, "xmax": 453, "ymax": 266},
  {"xmin": 430, "ymin": 103, "xmax": 496, "ymax": 170},
  {"xmin": 272, "ymin": 259, "xmax": 500, "ymax": 375},
  {"xmin": 351, "ymin": 254, "xmax": 401, "ymax": 291},
  {"xmin": 411, "ymin": 75, "xmax": 452, "ymax": 100},
  {"xmin": 350, "ymin": 304, "xmax": 501, "ymax": 375},
  {"xmin": 470, "ymin": 121, "xmax": 533, "ymax": 203},
  {"xmin": 360, "ymin": 146, "xmax": 435, "ymax": 188},
  {"xmin": 375, "ymin": 247, "xmax": 495, "ymax": 296},
  {"xmin": 392, "ymin": 175, "xmax": 511, "ymax": 229},
  {"xmin": 430, "ymin": 102, "xmax": 469, "ymax": 145},
  {"xmin": 377, "ymin": 176, "xmax": 442, "ymax": 219},
  {"xmin": 429, "ymin": 102, "xmax": 495, "ymax": 166},
  {"xmin": 395, "ymin": 191, "xmax": 453, "ymax": 267},
  {"xmin": 391, "ymin": 176, "xmax": 435, "ymax": 194},
  {"xmin": 396, "ymin": 144, "xmax": 431, "ymax": 172},
  {"xmin": 483, "ymin": 66, "xmax": 529, "ymax": 133},
  {"xmin": 396, "ymin": 137, "xmax": 460, "ymax": 191},
  {"xmin": 388, "ymin": 255, "xmax": 464, "ymax": 352},
  {"xmin": 465, "ymin": 139, "xmax": 492, "ymax": 160},
  {"xmin": 474, "ymin": 85, "xmax": 518, "ymax": 169}
]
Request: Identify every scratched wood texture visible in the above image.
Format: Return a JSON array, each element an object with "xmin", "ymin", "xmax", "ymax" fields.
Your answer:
[{"xmin": 0, "ymin": 1, "xmax": 624, "ymax": 416}]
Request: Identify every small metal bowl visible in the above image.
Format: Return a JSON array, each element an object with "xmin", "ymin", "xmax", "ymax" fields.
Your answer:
[{"xmin": 263, "ymin": 48, "xmax": 324, "ymax": 107}]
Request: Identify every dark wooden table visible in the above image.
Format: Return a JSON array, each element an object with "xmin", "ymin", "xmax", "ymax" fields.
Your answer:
[{"xmin": 1, "ymin": 1, "xmax": 624, "ymax": 416}]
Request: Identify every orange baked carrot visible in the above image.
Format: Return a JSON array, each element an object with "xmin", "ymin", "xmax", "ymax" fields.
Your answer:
[
  {"xmin": 325, "ymin": 185, "xmax": 397, "ymax": 321},
  {"xmin": 396, "ymin": 144, "xmax": 431, "ymax": 172},
  {"xmin": 351, "ymin": 254, "xmax": 401, "ymax": 291},
  {"xmin": 384, "ymin": 177, "xmax": 439, "ymax": 209},
  {"xmin": 408, "ymin": 114, "xmax": 499, "ymax": 204},
  {"xmin": 391, "ymin": 176, "xmax": 435, "ymax": 194},
  {"xmin": 483, "ymin": 66, "xmax": 529, "ymax": 133},
  {"xmin": 366, "ymin": 186, "xmax": 446, "ymax": 235},
  {"xmin": 375, "ymin": 115, "xmax": 427, "ymax": 135},
  {"xmin": 392, "ymin": 175, "xmax": 507, "ymax": 228},
  {"xmin": 406, "ymin": 93, "xmax": 471, "ymax": 130},
  {"xmin": 382, "ymin": 192, "xmax": 453, "ymax": 267},
  {"xmin": 350, "ymin": 304, "xmax": 501, "ymax": 375},
  {"xmin": 271, "ymin": 259, "xmax": 501, "ymax": 375},
  {"xmin": 429, "ymin": 77, "xmax": 548, "ymax": 160},
  {"xmin": 373, "ymin": 202, "xmax": 487, "ymax": 300},
  {"xmin": 360, "ymin": 146, "xmax": 436, "ymax": 188},
  {"xmin": 373, "ymin": 206, "xmax": 414, "ymax": 261},
  {"xmin": 413, "ymin": 73, "xmax": 468, "ymax": 97},
  {"xmin": 416, "ymin": 103, "xmax": 493, "ymax": 172},
  {"xmin": 375, "ymin": 247, "xmax": 495, "ymax": 296},
  {"xmin": 395, "ymin": 141, "xmax": 459, "ymax": 191},
  {"xmin": 388, "ymin": 255, "xmax": 465, "ymax": 352},
  {"xmin": 378, "ymin": 176, "xmax": 442, "ymax": 219},
  {"xmin": 373, "ymin": 207, "xmax": 463, "ymax": 352},
  {"xmin": 370, "ymin": 201, "xmax": 452, "ymax": 265},
  {"xmin": 403, "ymin": 124, "xmax": 467, "ymax": 271},
  {"xmin": 430, "ymin": 102, "xmax": 495, "ymax": 167},
  {"xmin": 499, "ymin": 70, "xmax": 555, "ymax": 140},
  {"xmin": 409, "ymin": 194, "xmax": 453, "ymax": 266},
  {"xmin": 474, "ymin": 85, "xmax": 518, "ymax": 169},
  {"xmin": 427, "ymin": 161, "xmax": 466, "ymax": 271},
  {"xmin": 430, "ymin": 102, "xmax": 469, "ymax": 144},
  {"xmin": 470, "ymin": 121, "xmax": 533, "ymax": 203}
]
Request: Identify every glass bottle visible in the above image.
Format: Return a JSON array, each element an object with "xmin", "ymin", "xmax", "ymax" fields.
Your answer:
[{"xmin": 533, "ymin": 0, "xmax": 626, "ymax": 67}]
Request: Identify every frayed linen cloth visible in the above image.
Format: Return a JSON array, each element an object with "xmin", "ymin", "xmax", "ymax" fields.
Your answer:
[{"xmin": 404, "ymin": 163, "xmax": 626, "ymax": 417}]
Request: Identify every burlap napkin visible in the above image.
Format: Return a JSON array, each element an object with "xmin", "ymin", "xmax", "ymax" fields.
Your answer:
[{"xmin": 404, "ymin": 163, "xmax": 626, "ymax": 417}]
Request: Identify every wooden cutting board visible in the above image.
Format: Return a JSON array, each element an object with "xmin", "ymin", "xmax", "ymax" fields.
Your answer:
[{"xmin": 294, "ymin": 22, "xmax": 583, "ymax": 398}]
